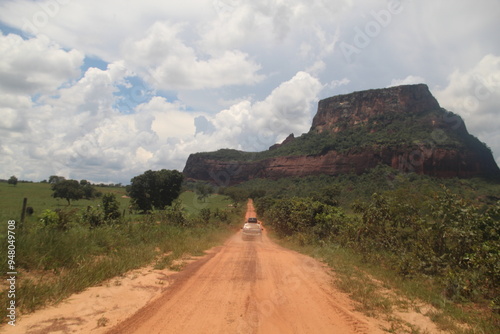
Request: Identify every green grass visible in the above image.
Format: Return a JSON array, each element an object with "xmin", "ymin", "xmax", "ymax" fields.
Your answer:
[
  {"xmin": 179, "ymin": 191, "xmax": 234, "ymax": 216},
  {"xmin": 0, "ymin": 182, "xmax": 131, "ymax": 224},
  {"xmin": 0, "ymin": 184, "xmax": 244, "ymax": 323}
]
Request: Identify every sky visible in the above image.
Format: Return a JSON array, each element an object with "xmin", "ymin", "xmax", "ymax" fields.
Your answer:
[{"xmin": 0, "ymin": 0, "xmax": 499, "ymax": 184}]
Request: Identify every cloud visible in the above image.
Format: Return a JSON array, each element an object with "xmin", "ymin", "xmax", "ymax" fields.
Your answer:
[
  {"xmin": 0, "ymin": 32, "xmax": 83, "ymax": 94},
  {"xmin": 0, "ymin": 56, "xmax": 147, "ymax": 182},
  {"xmin": 434, "ymin": 54, "xmax": 500, "ymax": 162},
  {"xmin": 138, "ymin": 97, "xmax": 197, "ymax": 140},
  {"xmin": 197, "ymin": 70, "xmax": 324, "ymax": 152},
  {"xmin": 0, "ymin": 56, "xmax": 322, "ymax": 183},
  {"xmin": 0, "ymin": 0, "xmax": 215, "ymax": 62},
  {"xmin": 434, "ymin": 55, "xmax": 500, "ymax": 131},
  {"xmin": 389, "ymin": 75, "xmax": 426, "ymax": 87},
  {"xmin": 0, "ymin": 0, "xmax": 499, "ymax": 183},
  {"xmin": 124, "ymin": 22, "xmax": 264, "ymax": 90},
  {"xmin": 150, "ymin": 71, "xmax": 323, "ymax": 171}
]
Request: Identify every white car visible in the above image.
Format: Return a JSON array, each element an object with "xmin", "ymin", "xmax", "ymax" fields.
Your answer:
[{"xmin": 242, "ymin": 217, "xmax": 263, "ymax": 241}]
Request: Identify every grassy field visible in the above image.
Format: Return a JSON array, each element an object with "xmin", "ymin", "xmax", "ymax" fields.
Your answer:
[
  {"xmin": 0, "ymin": 182, "xmax": 243, "ymax": 322},
  {"xmin": 179, "ymin": 191, "xmax": 235, "ymax": 215},
  {"xmin": 0, "ymin": 182, "xmax": 131, "ymax": 224},
  {"xmin": 0, "ymin": 182, "xmax": 237, "ymax": 223}
]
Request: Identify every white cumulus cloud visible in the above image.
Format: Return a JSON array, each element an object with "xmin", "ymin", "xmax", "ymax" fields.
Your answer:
[
  {"xmin": 0, "ymin": 0, "xmax": 499, "ymax": 183},
  {"xmin": 434, "ymin": 54, "xmax": 500, "ymax": 165},
  {"xmin": 0, "ymin": 32, "xmax": 83, "ymax": 94},
  {"xmin": 124, "ymin": 22, "xmax": 264, "ymax": 90}
]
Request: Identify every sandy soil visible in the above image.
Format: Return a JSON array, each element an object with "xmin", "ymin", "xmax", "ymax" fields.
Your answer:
[
  {"xmin": 3, "ymin": 200, "xmax": 445, "ymax": 334},
  {"xmin": 3, "ymin": 258, "xmax": 190, "ymax": 333},
  {"xmin": 105, "ymin": 201, "xmax": 385, "ymax": 334}
]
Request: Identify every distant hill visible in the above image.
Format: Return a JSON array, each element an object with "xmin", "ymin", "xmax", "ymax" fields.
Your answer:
[{"xmin": 183, "ymin": 84, "xmax": 500, "ymax": 185}]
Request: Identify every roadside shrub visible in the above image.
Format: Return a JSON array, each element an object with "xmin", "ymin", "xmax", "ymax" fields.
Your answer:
[
  {"xmin": 254, "ymin": 196, "xmax": 276, "ymax": 217},
  {"xmin": 353, "ymin": 189, "xmax": 499, "ymax": 305},
  {"xmin": 213, "ymin": 208, "xmax": 229, "ymax": 222},
  {"xmin": 39, "ymin": 209, "xmax": 59, "ymax": 227},
  {"xmin": 263, "ymin": 187, "xmax": 499, "ymax": 309},
  {"xmin": 199, "ymin": 208, "xmax": 211, "ymax": 222},
  {"xmin": 39, "ymin": 209, "xmax": 77, "ymax": 230},
  {"xmin": 102, "ymin": 193, "xmax": 121, "ymax": 222},
  {"xmin": 266, "ymin": 197, "xmax": 348, "ymax": 241},
  {"xmin": 82, "ymin": 206, "xmax": 104, "ymax": 228},
  {"xmin": 161, "ymin": 199, "xmax": 187, "ymax": 226}
]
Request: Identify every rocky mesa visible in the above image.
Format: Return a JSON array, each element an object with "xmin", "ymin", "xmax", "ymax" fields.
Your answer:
[{"xmin": 183, "ymin": 84, "xmax": 500, "ymax": 186}]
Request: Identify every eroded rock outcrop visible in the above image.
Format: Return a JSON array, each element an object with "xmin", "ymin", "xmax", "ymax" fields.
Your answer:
[
  {"xmin": 313, "ymin": 84, "xmax": 443, "ymax": 133},
  {"xmin": 183, "ymin": 84, "xmax": 500, "ymax": 185}
]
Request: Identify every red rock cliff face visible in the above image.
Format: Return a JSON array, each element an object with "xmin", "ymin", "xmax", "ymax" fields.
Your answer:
[
  {"xmin": 183, "ymin": 146, "xmax": 497, "ymax": 186},
  {"xmin": 183, "ymin": 84, "xmax": 500, "ymax": 185},
  {"xmin": 311, "ymin": 84, "xmax": 441, "ymax": 133}
]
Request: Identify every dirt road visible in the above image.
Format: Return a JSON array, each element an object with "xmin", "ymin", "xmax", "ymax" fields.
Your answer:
[{"xmin": 107, "ymin": 200, "xmax": 383, "ymax": 334}]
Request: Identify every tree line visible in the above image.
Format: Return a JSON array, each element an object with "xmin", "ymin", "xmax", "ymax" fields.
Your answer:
[{"xmin": 24, "ymin": 171, "xmax": 183, "ymax": 212}]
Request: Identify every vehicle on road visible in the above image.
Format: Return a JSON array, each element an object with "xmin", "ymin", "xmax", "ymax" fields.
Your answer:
[{"xmin": 242, "ymin": 217, "xmax": 262, "ymax": 241}]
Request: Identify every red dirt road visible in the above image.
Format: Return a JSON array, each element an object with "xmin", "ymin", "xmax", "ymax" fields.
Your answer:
[{"xmin": 107, "ymin": 200, "xmax": 383, "ymax": 334}]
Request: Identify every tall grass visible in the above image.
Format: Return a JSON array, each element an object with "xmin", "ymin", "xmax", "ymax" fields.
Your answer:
[{"xmin": 0, "ymin": 188, "xmax": 243, "ymax": 322}]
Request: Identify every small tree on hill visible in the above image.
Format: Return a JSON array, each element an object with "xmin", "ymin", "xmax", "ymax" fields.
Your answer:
[
  {"xmin": 52, "ymin": 180, "xmax": 84, "ymax": 205},
  {"xmin": 127, "ymin": 169, "xmax": 184, "ymax": 212},
  {"xmin": 8, "ymin": 176, "xmax": 18, "ymax": 186},
  {"xmin": 51, "ymin": 179, "xmax": 100, "ymax": 205},
  {"xmin": 80, "ymin": 180, "xmax": 102, "ymax": 199}
]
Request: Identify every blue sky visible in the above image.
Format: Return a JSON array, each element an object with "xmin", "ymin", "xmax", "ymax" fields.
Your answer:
[{"xmin": 0, "ymin": 0, "xmax": 499, "ymax": 184}]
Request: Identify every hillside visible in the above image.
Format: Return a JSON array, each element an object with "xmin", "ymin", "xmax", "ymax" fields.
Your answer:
[{"xmin": 183, "ymin": 84, "xmax": 500, "ymax": 185}]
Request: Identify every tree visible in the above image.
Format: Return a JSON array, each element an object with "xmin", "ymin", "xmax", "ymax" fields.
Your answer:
[
  {"xmin": 102, "ymin": 193, "xmax": 121, "ymax": 221},
  {"xmin": 195, "ymin": 183, "xmax": 213, "ymax": 202},
  {"xmin": 49, "ymin": 175, "xmax": 65, "ymax": 184},
  {"xmin": 52, "ymin": 179, "xmax": 84, "ymax": 205},
  {"xmin": 80, "ymin": 180, "xmax": 102, "ymax": 199},
  {"xmin": 127, "ymin": 169, "xmax": 184, "ymax": 212},
  {"xmin": 221, "ymin": 187, "xmax": 248, "ymax": 207},
  {"xmin": 7, "ymin": 175, "xmax": 18, "ymax": 186},
  {"xmin": 312, "ymin": 186, "xmax": 341, "ymax": 206}
]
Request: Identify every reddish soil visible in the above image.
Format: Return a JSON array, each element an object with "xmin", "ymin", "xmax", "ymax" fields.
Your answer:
[
  {"xmin": 106, "ymin": 200, "xmax": 384, "ymax": 334},
  {"xmin": 5, "ymin": 200, "xmax": 445, "ymax": 333}
]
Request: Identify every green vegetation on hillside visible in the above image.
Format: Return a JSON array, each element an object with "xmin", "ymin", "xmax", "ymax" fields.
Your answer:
[
  {"xmin": 192, "ymin": 109, "xmax": 492, "ymax": 164},
  {"xmin": 229, "ymin": 165, "xmax": 500, "ymax": 208}
]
